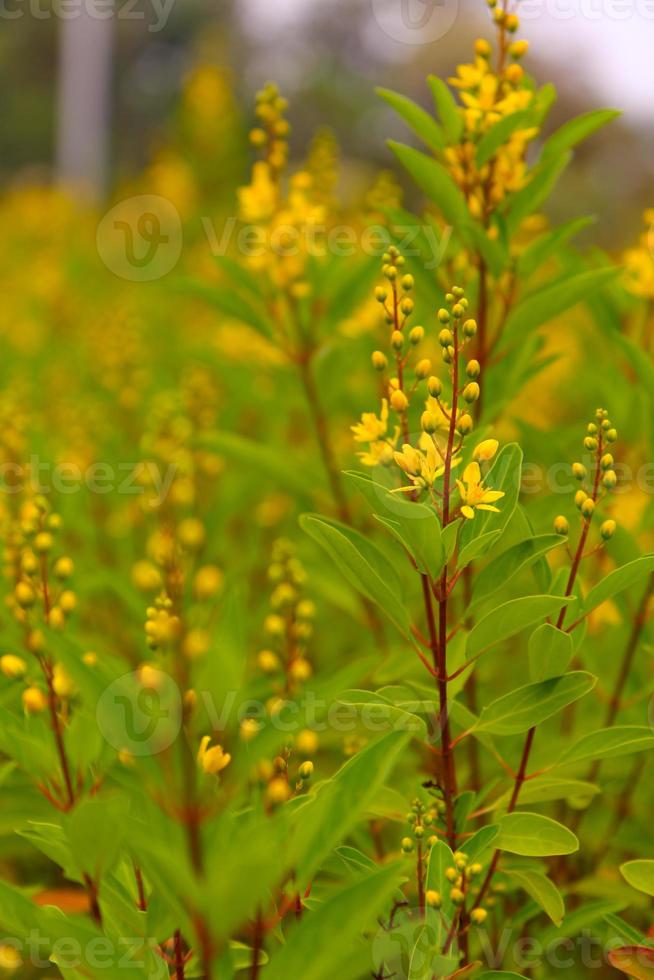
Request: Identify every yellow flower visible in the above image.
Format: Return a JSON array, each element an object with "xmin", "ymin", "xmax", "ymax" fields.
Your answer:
[
  {"xmin": 352, "ymin": 399, "xmax": 389, "ymax": 444},
  {"xmin": 393, "ymin": 438, "xmax": 449, "ymax": 493},
  {"xmin": 197, "ymin": 736, "xmax": 231, "ymax": 775},
  {"xmin": 456, "ymin": 461, "xmax": 504, "ymax": 519},
  {"xmin": 351, "ymin": 399, "xmax": 398, "ymax": 467},
  {"xmin": 237, "ymin": 162, "xmax": 278, "ymax": 224}
]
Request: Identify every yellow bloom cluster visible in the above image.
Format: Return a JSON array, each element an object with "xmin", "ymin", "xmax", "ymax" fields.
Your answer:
[
  {"xmin": 446, "ymin": 16, "xmax": 536, "ymax": 218},
  {"xmin": 258, "ymin": 539, "xmax": 315, "ymax": 693}
]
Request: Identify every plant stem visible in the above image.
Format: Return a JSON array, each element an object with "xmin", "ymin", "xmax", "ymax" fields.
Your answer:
[
  {"xmin": 174, "ymin": 930, "xmax": 185, "ymax": 979},
  {"xmin": 251, "ymin": 907, "xmax": 265, "ymax": 980},
  {"xmin": 297, "ymin": 351, "xmax": 351, "ymax": 523},
  {"xmin": 42, "ymin": 658, "xmax": 76, "ymax": 809}
]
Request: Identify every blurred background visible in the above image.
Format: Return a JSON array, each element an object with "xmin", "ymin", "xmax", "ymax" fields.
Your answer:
[{"xmin": 2, "ymin": 0, "xmax": 653, "ymax": 245}]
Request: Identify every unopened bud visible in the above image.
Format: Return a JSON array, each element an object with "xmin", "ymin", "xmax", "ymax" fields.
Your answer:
[
  {"xmin": 428, "ymin": 376, "xmax": 443, "ymax": 397},
  {"xmin": 463, "ymin": 382, "xmax": 480, "ymax": 403},
  {"xmin": 601, "ymin": 519, "xmax": 616, "ymax": 540},
  {"xmin": 466, "ymin": 359, "xmax": 481, "ymax": 379},
  {"xmin": 554, "ymin": 515, "xmax": 569, "ymax": 536},
  {"xmin": 415, "ymin": 358, "xmax": 432, "ymax": 379},
  {"xmin": 372, "ymin": 350, "xmax": 387, "ymax": 371},
  {"xmin": 409, "ymin": 326, "xmax": 424, "ymax": 345},
  {"xmin": 390, "ymin": 389, "xmax": 408, "ymax": 412}
]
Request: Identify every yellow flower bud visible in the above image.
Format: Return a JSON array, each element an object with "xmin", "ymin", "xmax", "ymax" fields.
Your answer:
[
  {"xmin": 177, "ymin": 517, "xmax": 206, "ymax": 551},
  {"xmin": 193, "ymin": 565, "xmax": 224, "ymax": 600},
  {"xmin": 601, "ymin": 519, "xmax": 617, "ymax": 540},
  {"xmin": 581, "ymin": 498, "xmax": 595, "ymax": 519},
  {"xmin": 390, "ymin": 389, "xmax": 408, "ymax": 412},
  {"xmin": 437, "ymin": 308, "xmax": 450, "ymax": 324},
  {"xmin": 53, "ymin": 556, "xmax": 74, "ymax": 579},
  {"xmin": 415, "ymin": 358, "xmax": 432, "ymax": 380},
  {"xmin": 14, "ymin": 582, "xmax": 36, "ymax": 608},
  {"xmin": 22, "ymin": 686, "xmax": 48, "ymax": 714},
  {"xmin": 473, "ymin": 439, "xmax": 499, "ymax": 462},
  {"xmin": 450, "ymin": 887, "xmax": 465, "ymax": 905},
  {"xmin": 372, "ymin": 350, "xmax": 388, "ymax": 371},
  {"xmin": 603, "ymin": 471, "xmax": 617, "ymax": 489},
  {"xmin": 197, "ymin": 735, "xmax": 231, "ymax": 775},
  {"xmin": 572, "ymin": 463, "xmax": 586, "ymax": 481},
  {"xmin": 426, "ymin": 890, "xmax": 442, "ymax": 908},
  {"xmin": 298, "ymin": 761, "xmax": 314, "ymax": 780},
  {"xmin": 463, "ymin": 382, "xmax": 480, "ymax": 403},
  {"xmin": 554, "ymin": 515, "xmax": 569, "ymax": 536},
  {"xmin": 0, "ymin": 655, "xmax": 27, "ymax": 679},
  {"xmin": 475, "ymin": 38, "xmax": 491, "ymax": 57},
  {"xmin": 59, "ymin": 590, "xmax": 76, "ymax": 614},
  {"xmin": 466, "ymin": 359, "xmax": 481, "ymax": 379},
  {"xmin": 401, "ymin": 274, "xmax": 414, "ymax": 291},
  {"xmin": 428, "ymin": 376, "xmax": 443, "ymax": 397},
  {"xmin": 391, "ymin": 330, "xmax": 404, "ymax": 351},
  {"xmin": 463, "ymin": 319, "xmax": 478, "ymax": 338},
  {"xmin": 438, "ymin": 328, "xmax": 453, "ymax": 347},
  {"xmin": 33, "ymin": 532, "xmax": 53, "ymax": 554},
  {"xmin": 471, "ymin": 908, "xmax": 488, "ymax": 925},
  {"xmin": 266, "ymin": 777, "xmax": 291, "ymax": 805},
  {"xmin": 457, "ymin": 414, "xmax": 473, "ymax": 435},
  {"xmin": 409, "ymin": 326, "xmax": 424, "ymax": 345},
  {"xmin": 296, "ymin": 729, "xmax": 319, "ymax": 755}
]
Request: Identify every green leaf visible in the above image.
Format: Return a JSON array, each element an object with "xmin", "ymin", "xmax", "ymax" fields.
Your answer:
[
  {"xmin": 457, "ymin": 530, "xmax": 503, "ymax": 570},
  {"xmin": 374, "ymin": 502, "xmax": 444, "ymax": 580},
  {"xmin": 291, "ymin": 730, "xmax": 410, "ymax": 882},
  {"xmin": 582, "ymin": 556, "xmax": 654, "ymax": 616},
  {"xmin": 476, "ymin": 109, "xmax": 535, "ymax": 168},
  {"xmin": 505, "ymin": 869, "xmax": 564, "ymax": 925},
  {"xmin": 428, "ymin": 75, "xmax": 464, "ymax": 142},
  {"xmin": 300, "ymin": 514, "xmax": 410, "ymax": 636},
  {"xmin": 492, "ymin": 777, "xmax": 599, "ymax": 810},
  {"xmin": 558, "ymin": 727, "xmax": 654, "ymax": 766},
  {"xmin": 496, "ymin": 812, "xmax": 579, "ymax": 856},
  {"xmin": 541, "ymin": 108, "xmax": 620, "ymax": 161},
  {"xmin": 464, "ymin": 825, "xmax": 500, "ymax": 862},
  {"xmin": 466, "ymin": 595, "xmax": 576, "ymax": 660},
  {"xmin": 604, "ymin": 914, "xmax": 650, "ymax": 947},
  {"xmin": 377, "ymin": 87, "xmax": 445, "ymax": 152},
  {"xmin": 517, "ymin": 216, "xmax": 596, "ymax": 279},
  {"xmin": 502, "ymin": 267, "xmax": 619, "ymax": 344},
  {"xmin": 620, "ymin": 861, "xmax": 654, "ymax": 898},
  {"xmin": 505, "ymin": 152, "xmax": 571, "ymax": 233},
  {"xmin": 266, "ymin": 863, "xmax": 406, "ymax": 980},
  {"xmin": 459, "ymin": 444, "xmax": 523, "ymax": 550},
  {"xmin": 528, "ymin": 623, "xmax": 573, "ymax": 681},
  {"xmin": 608, "ymin": 947, "xmax": 654, "ymax": 980},
  {"xmin": 388, "ymin": 141, "xmax": 468, "ymax": 228},
  {"xmin": 471, "ymin": 536, "xmax": 565, "ymax": 609},
  {"xmin": 475, "ymin": 672, "xmax": 595, "ymax": 736}
]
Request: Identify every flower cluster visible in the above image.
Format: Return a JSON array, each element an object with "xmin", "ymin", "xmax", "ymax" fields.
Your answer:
[
  {"xmin": 554, "ymin": 408, "xmax": 618, "ymax": 543},
  {"xmin": 353, "ymin": 263, "xmax": 504, "ymax": 521},
  {"xmin": 446, "ymin": 11, "xmax": 535, "ymax": 219},
  {"xmin": 258, "ymin": 538, "xmax": 315, "ymax": 694}
]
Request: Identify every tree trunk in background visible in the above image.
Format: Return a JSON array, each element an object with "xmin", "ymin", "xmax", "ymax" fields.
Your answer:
[{"xmin": 56, "ymin": 7, "xmax": 114, "ymax": 201}]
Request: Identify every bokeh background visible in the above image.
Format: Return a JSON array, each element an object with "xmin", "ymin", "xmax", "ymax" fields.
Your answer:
[{"xmin": 2, "ymin": 0, "xmax": 653, "ymax": 243}]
